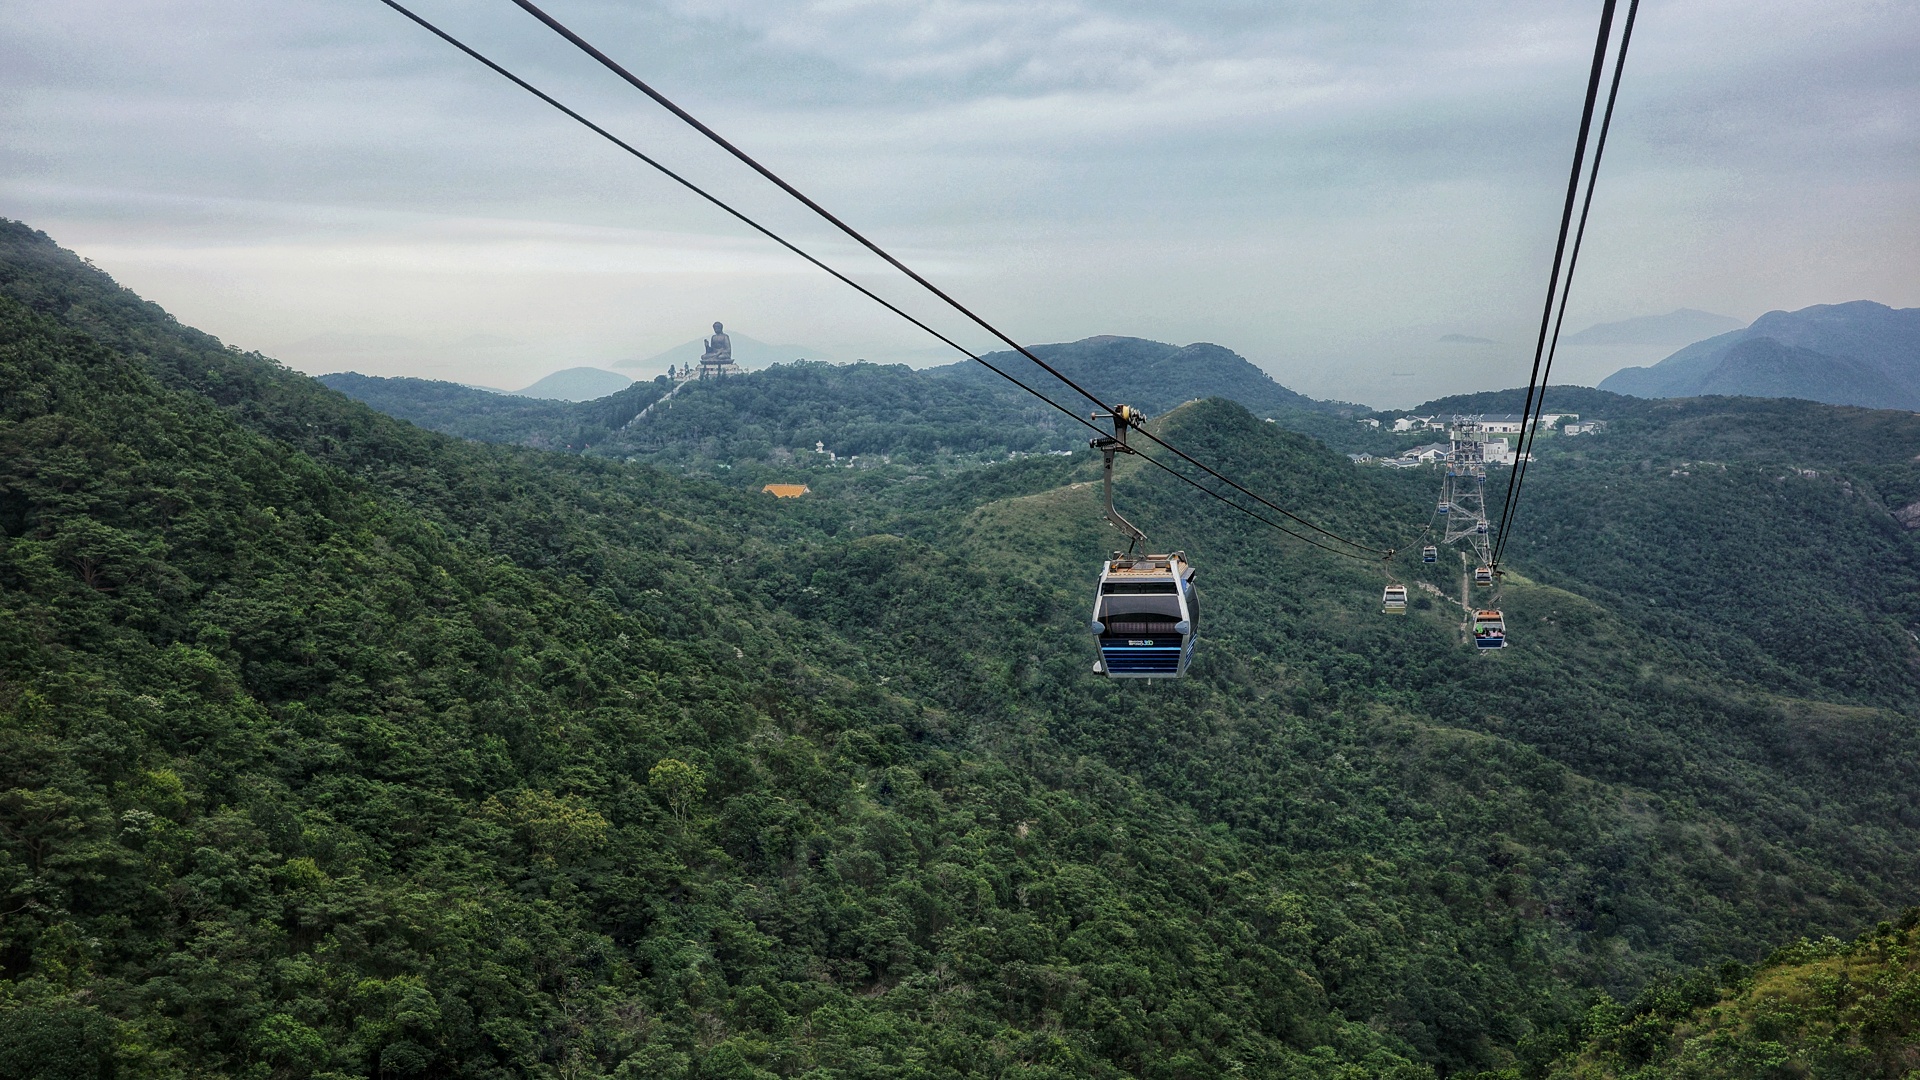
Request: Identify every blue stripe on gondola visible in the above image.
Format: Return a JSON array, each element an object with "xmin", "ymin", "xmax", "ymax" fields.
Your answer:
[
  {"xmin": 1100, "ymin": 639, "xmax": 1186, "ymax": 673},
  {"xmin": 1104, "ymin": 658, "xmax": 1183, "ymax": 673}
]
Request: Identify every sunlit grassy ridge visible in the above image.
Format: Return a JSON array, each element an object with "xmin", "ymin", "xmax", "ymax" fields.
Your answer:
[{"xmin": 1544, "ymin": 909, "xmax": 1920, "ymax": 1078}]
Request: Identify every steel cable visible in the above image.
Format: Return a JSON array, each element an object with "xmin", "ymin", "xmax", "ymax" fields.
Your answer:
[
  {"xmin": 377, "ymin": 0, "xmax": 1384, "ymax": 562},
  {"xmin": 1492, "ymin": 0, "xmax": 1629, "ymax": 567},
  {"xmin": 503, "ymin": 0, "xmax": 1393, "ymax": 558},
  {"xmin": 1494, "ymin": 0, "xmax": 1640, "ymax": 568}
]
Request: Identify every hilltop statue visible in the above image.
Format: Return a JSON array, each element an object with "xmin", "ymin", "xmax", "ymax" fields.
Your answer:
[{"xmin": 701, "ymin": 322, "xmax": 732, "ymax": 365}]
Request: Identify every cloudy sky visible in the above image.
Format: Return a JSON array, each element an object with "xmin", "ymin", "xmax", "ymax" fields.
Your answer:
[{"xmin": 4, "ymin": 0, "xmax": 1915, "ymax": 405}]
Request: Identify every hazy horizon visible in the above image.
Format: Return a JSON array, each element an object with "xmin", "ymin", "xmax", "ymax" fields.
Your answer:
[{"xmin": 5, "ymin": 0, "xmax": 1915, "ymax": 408}]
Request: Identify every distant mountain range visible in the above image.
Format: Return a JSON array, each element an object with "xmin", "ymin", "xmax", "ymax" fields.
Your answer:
[
  {"xmin": 1599, "ymin": 301, "xmax": 1920, "ymax": 409},
  {"xmin": 1566, "ymin": 308, "xmax": 1745, "ymax": 346},
  {"xmin": 511, "ymin": 366, "xmax": 633, "ymax": 401},
  {"xmin": 315, "ymin": 335, "xmax": 1368, "ymax": 465}
]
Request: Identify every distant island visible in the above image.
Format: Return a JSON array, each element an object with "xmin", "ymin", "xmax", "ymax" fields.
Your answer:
[{"xmin": 1566, "ymin": 308, "xmax": 1745, "ymax": 346}]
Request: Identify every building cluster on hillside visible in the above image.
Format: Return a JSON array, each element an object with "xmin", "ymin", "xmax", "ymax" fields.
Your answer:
[
  {"xmin": 1348, "ymin": 412, "xmax": 1604, "ymax": 468},
  {"xmin": 1376, "ymin": 411, "xmax": 1581, "ymax": 434}
]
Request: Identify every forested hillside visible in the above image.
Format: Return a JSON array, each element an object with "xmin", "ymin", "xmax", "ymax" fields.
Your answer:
[
  {"xmin": 1545, "ymin": 907, "xmax": 1920, "ymax": 1078},
  {"xmin": 4, "ymin": 218, "xmax": 1920, "ymax": 1079},
  {"xmin": 1416, "ymin": 386, "xmax": 1920, "ymax": 708},
  {"xmin": 321, "ymin": 362, "xmax": 1079, "ymax": 471},
  {"xmin": 317, "ymin": 335, "xmax": 1377, "ymax": 473}
]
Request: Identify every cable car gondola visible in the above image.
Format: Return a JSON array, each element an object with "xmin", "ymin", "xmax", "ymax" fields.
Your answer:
[
  {"xmin": 1091, "ymin": 552, "xmax": 1198, "ymax": 677},
  {"xmin": 1382, "ymin": 584, "xmax": 1408, "ymax": 615},
  {"xmin": 1085, "ymin": 404, "xmax": 1198, "ymax": 679},
  {"xmin": 1437, "ymin": 501, "xmax": 1451, "ymax": 514},
  {"xmin": 1473, "ymin": 609, "xmax": 1506, "ymax": 650},
  {"xmin": 1474, "ymin": 565, "xmax": 1494, "ymax": 587},
  {"xmin": 1421, "ymin": 545, "xmax": 1438, "ymax": 563}
]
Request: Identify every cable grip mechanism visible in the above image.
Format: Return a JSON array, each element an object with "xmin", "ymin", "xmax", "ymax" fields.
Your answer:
[{"xmin": 1090, "ymin": 405, "xmax": 1149, "ymax": 551}]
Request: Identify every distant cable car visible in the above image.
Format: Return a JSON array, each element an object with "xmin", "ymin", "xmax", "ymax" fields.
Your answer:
[
  {"xmin": 1421, "ymin": 545, "xmax": 1438, "ymax": 563},
  {"xmin": 1475, "ymin": 521, "xmax": 1488, "ymax": 535},
  {"xmin": 1090, "ymin": 552, "xmax": 1198, "ymax": 678},
  {"xmin": 1437, "ymin": 501, "xmax": 1451, "ymax": 514},
  {"xmin": 1473, "ymin": 609, "xmax": 1507, "ymax": 650},
  {"xmin": 1474, "ymin": 566, "xmax": 1494, "ymax": 587},
  {"xmin": 1382, "ymin": 584, "xmax": 1408, "ymax": 615}
]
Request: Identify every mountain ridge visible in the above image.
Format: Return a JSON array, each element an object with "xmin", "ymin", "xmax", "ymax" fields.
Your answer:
[
  {"xmin": 930, "ymin": 334, "xmax": 1361, "ymax": 420},
  {"xmin": 316, "ymin": 333, "xmax": 1372, "ymax": 469},
  {"xmin": 1566, "ymin": 309, "xmax": 1745, "ymax": 347},
  {"xmin": 1600, "ymin": 300, "xmax": 1920, "ymax": 408},
  {"xmin": 512, "ymin": 365, "xmax": 634, "ymax": 401},
  {"xmin": 617, "ymin": 331, "xmax": 828, "ymax": 372}
]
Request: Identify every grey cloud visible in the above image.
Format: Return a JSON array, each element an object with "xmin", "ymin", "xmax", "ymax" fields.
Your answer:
[{"xmin": 2, "ymin": 0, "xmax": 1914, "ymax": 406}]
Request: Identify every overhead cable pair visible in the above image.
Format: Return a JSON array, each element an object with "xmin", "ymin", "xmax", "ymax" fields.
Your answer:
[
  {"xmin": 377, "ymin": 0, "xmax": 1392, "ymax": 562},
  {"xmin": 1492, "ymin": 0, "xmax": 1641, "ymax": 569}
]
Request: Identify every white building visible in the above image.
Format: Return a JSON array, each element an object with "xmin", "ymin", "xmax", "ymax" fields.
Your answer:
[{"xmin": 1457, "ymin": 413, "xmax": 1527, "ymax": 435}]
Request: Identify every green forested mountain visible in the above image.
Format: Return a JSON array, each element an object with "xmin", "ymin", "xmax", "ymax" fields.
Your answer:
[
  {"xmin": 1414, "ymin": 386, "xmax": 1920, "ymax": 708},
  {"xmin": 1545, "ymin": 907, "xmax": 1920, "ymax": 1078},
  {"xmin": 4, "ymin": 218, "xmax": 1920, "ymax": 1079},
  {"xmin": 320, "ymin": 362, "xmax": 1079, "ymax": 471},
  {"xmin": 927, "ymin": 337, "xmax": 1360, "ymax": 421},
  {"xmin": 317, "ymin": 335, "xmax": 1373, "ymax": 473},
  {"xmin": 315, "ymin": 371, "xmax": 670, "ymax": 453}
]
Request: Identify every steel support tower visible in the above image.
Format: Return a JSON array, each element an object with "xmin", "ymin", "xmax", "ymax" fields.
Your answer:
[{"xmin": 1441, "ymin": 419, "xmax": 1495, "ymax": 569}]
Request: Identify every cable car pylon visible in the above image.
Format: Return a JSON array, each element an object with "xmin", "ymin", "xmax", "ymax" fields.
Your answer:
[
  {"xmin": 1087, "ymin": 407, "xmax": 1199, "ymax": 680},
  {"xmin": 1439, "ymin": 418, "xmax": 1505, "ymax": 647}
]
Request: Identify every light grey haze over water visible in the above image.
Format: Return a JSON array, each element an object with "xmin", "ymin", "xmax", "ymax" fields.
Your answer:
[{"xmin": 3, "ymin": 0, "xmax": 1914, "ymax": 405}]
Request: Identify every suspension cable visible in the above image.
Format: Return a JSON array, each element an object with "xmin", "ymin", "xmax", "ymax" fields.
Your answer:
[
  {"xmin": 377, "ymin": 0, "xmax": 1384, "ymax": 563},
  {"xmin": 1493, "ymin": 0, "xmax": 1639, "ymax": 568},
  {"xmin": 503, "ymin": 0, "xmax": 1391, "ymax": 558},
  {"xmin": 376, "ymin": 0, "xmax": 1101, "ymax": 440},
  {"xmin": 507, "ymin": 0, "xmax": 1112, "ymax": 416},
  {"xmin": 1492, "ymin": 0, "xmax": 1626, "ymax": 568},
  {"xmin": 1134, "ymin": 449, "xmax": 1388, "ymax": 562}
]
